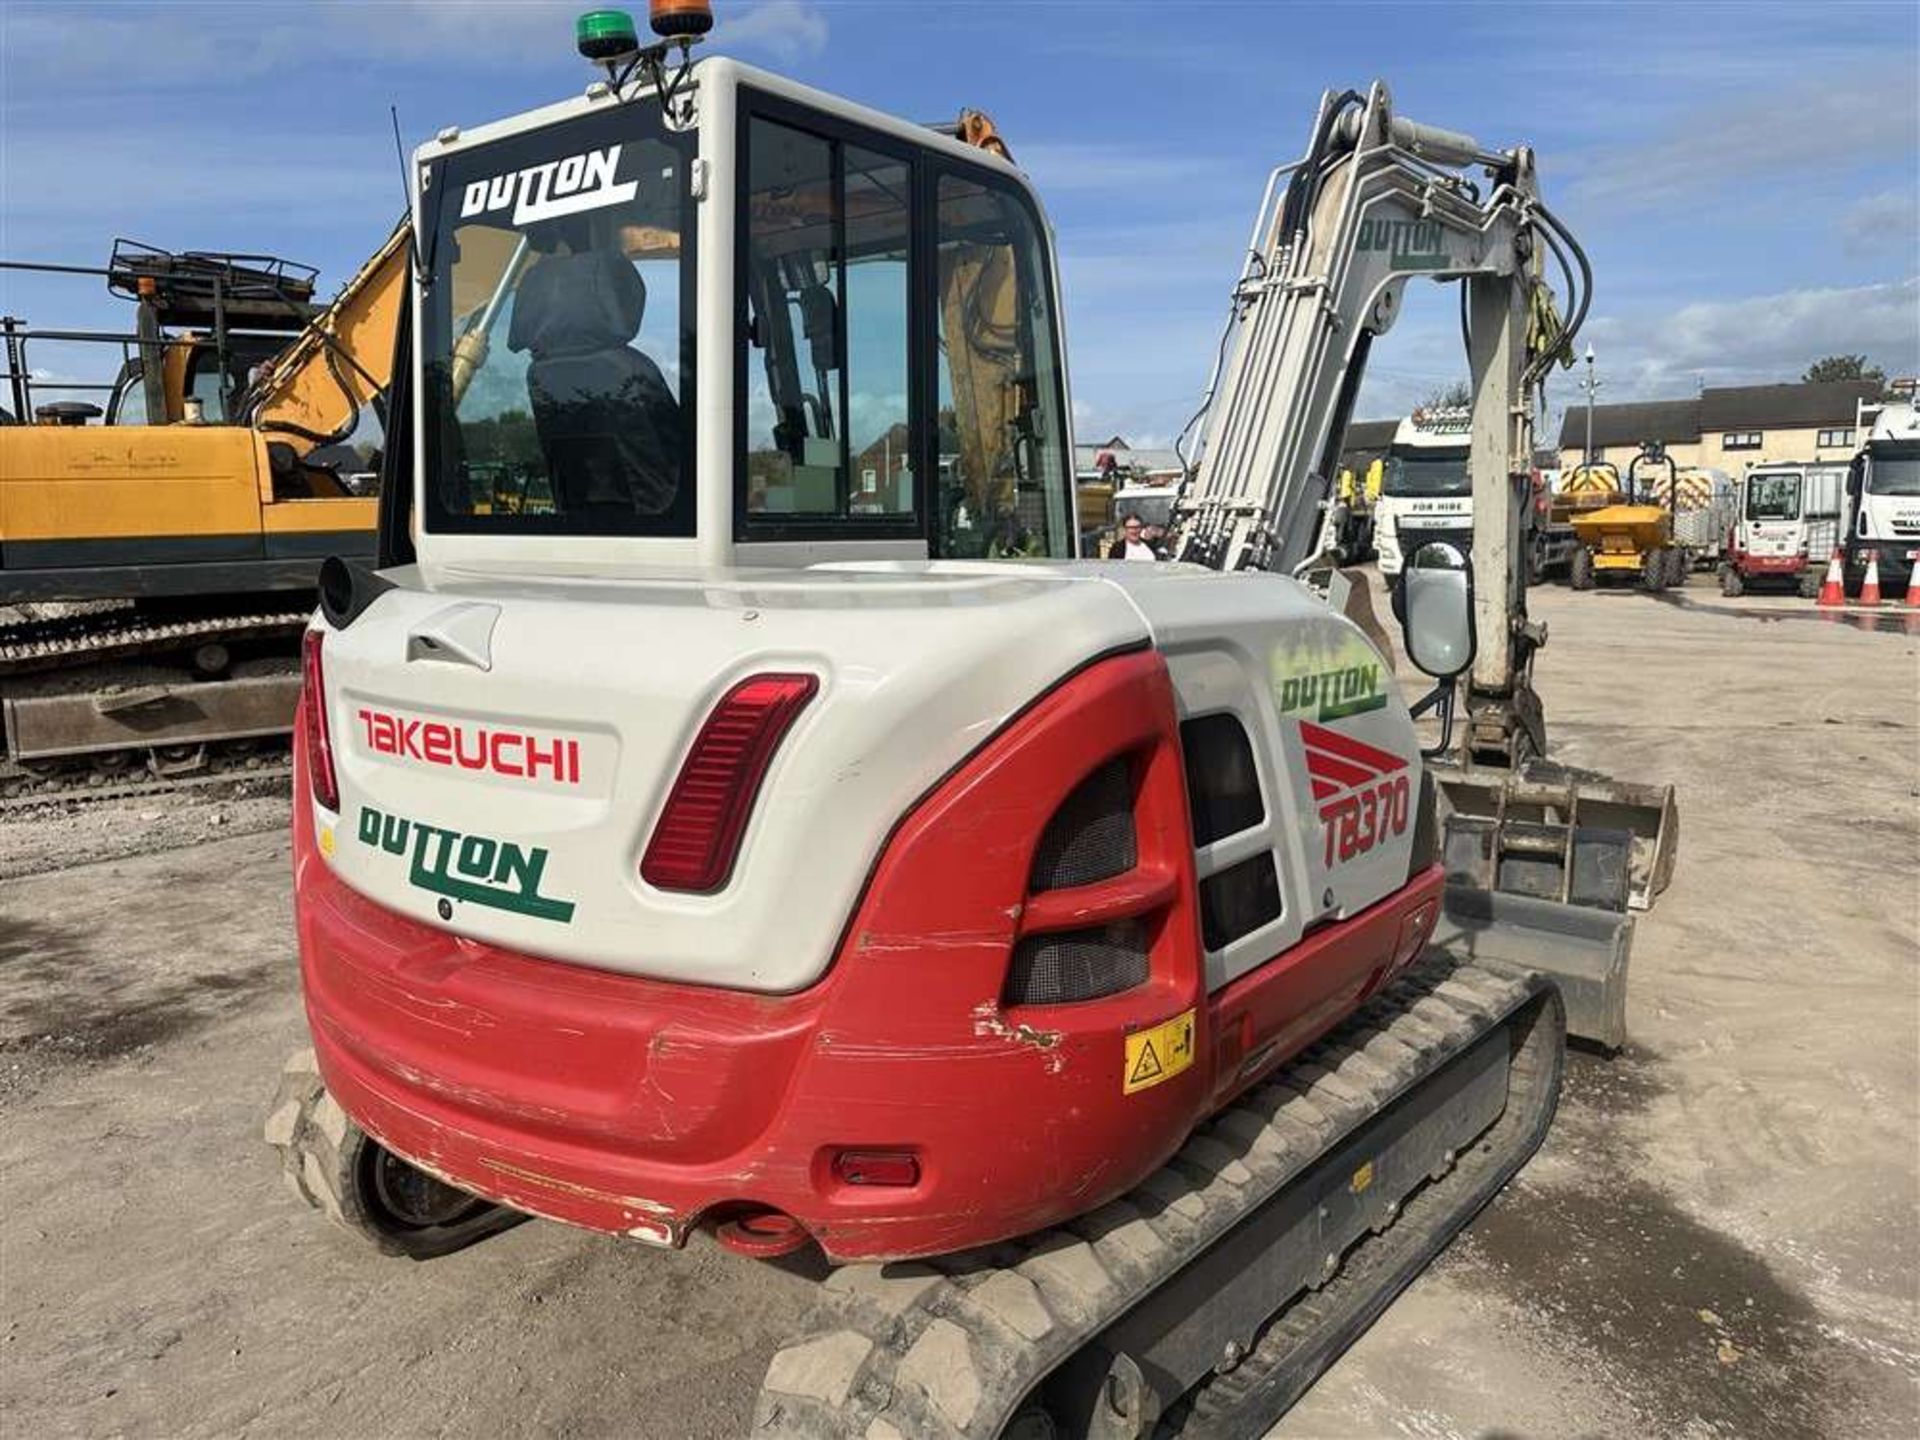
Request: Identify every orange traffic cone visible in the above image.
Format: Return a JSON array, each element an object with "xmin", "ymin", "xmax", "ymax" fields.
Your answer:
[
  {"xmin": 1815, "ymin": 548, "xmax": 1845, "ymax": 607},
  {"xmin": 1860, "ymin": 553, "xmax": 1883, "ymax": 607}
]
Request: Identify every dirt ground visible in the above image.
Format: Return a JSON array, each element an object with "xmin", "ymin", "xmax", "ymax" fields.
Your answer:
[{"xmin": 2, "ymin": 578, "xmax": 1916, "ymax": 1439}]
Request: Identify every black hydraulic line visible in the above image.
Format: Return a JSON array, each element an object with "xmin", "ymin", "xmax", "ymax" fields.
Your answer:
[
  {"xmin": 1278, "ymin": 90, "xmax": 1362, "ymax": 243},
  {"xmin": 1522, "ymin": 226, "xmax": 1581, "ymax": 389},
  {"xmin": 1313, "ymin": 328, "xmax": 1374, "ymax": 516},
  {"xmin": 255, "ymin": 342, "xmax": 364, "ymax": 449},
  {"xmin": 1534, "ymin": 200, "xmax": 1592, "ymax": 350}
]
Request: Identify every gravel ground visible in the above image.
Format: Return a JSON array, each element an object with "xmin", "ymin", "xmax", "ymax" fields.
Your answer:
[{"xmin": 1, "ymin": 578, "xmax": 1915, "ymax": 1439}]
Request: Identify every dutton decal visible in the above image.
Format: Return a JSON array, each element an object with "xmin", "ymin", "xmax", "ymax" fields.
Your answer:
[
  {"xmin": 358, "ymin": 805, "xmax": 576, "ymax": 923},
  {"xmin": 1301, "ymin": 721, "xmax": 1410, "ymax": 868},
  {"xmin": 1356, "ymin": 217, "xmax": 1450, "ymax": 271},
  {"xmin": 1276, "ymin": 661, "xmax": 1387, "ymax": 723},
  {"xmin": 1359, "ymin": 218, "xmax": 1443, "ymax": 272},
  {"xmin": 460, "ymin": 145, "xmax": 638, "ymax": 227},
  {"xmin": 358, "ymin": 708, "xmax": 582, "ymax": 786}
]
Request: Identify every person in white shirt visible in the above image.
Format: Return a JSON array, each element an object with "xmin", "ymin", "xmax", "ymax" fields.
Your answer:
[{"xmin": 1107, "ymin": 515, "xmax": 1161, "ymax": 561}]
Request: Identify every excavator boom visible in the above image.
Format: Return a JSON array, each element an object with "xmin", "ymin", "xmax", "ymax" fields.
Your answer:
[{"xmin": 245, "ymin": 220, "xmax": 411, "ymax": 460}]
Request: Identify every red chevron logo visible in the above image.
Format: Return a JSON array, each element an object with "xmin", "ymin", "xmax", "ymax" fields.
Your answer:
[
  {"xmin": 1300, "ymin": 719, "xmax": 1409, "ymax": 801},
  {"xmin": 1301, "ymin": 721, "xmax": 1412, "ymax": 868}
]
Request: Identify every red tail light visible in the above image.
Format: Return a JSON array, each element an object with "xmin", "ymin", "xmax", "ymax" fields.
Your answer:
[
  {"xmin": 300, "ymin": 628, "xmax": 340, "ymax": 812},
  {"xmin": 640, "ymin": 673, "xmax": 818, "ymax": 893}
]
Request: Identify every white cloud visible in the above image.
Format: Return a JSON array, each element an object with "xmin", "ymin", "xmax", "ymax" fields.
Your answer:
[{"xmin": 1584, "ymin": 276, "xmax": 1919, "ymax": 398}]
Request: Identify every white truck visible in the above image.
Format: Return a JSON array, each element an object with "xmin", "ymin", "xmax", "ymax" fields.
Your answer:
[
  {"xmin": 1722, "ymin": 462, "xmax": 1849, "ymax": 597},
  {"xmin": 1846, "ymin": 398, "xmax": 1920, "ymax": 598},
  {"xmin": 1376, "ymin": 410, "xmax": 1573, "ymax": 582},
  {"xmin": 1373, "ymin": 409, "xmax": 1472, "ymax": 577}
]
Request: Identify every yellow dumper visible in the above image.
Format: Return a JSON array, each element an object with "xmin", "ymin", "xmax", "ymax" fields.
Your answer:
[{"xmin": 1565, "ymin": 447, "xmax": 1687, "ymax": 590}]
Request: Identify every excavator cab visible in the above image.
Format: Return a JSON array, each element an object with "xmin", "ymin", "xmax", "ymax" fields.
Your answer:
[{"xmin": 413, "ymin": 64, "xmax": 1074, "ymax": 569}]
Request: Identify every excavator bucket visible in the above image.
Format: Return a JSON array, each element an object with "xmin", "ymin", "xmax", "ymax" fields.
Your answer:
[{"xmin": 1428, "ymin": 761, "xmax": 1678, "ymax": 1049}]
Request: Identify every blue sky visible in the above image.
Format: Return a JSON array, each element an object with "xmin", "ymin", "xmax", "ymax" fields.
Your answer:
[{"xmin": 3, "ymin": 0, "xmax": 1915, "ymax": 445}]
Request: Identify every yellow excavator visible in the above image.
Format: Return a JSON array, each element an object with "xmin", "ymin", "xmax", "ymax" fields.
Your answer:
[{"xmin": 0, "ymin": 223, "xmax": 409, "ymax": 799}]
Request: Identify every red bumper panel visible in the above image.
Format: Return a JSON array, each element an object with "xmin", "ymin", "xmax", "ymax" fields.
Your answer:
[
  {"xmin": 1734, "ymin": 553, "xmax": 1805, "ymax": 575},
  {"xmin": 296, "ymin": 652, "xmax": 1444, "ymax": 1261}
]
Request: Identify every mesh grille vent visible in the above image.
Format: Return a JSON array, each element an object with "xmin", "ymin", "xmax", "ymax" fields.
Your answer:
[
  {"xmin": 1006, "ymin": 920, "xmax": 1150, "ymax": 1006},
  {"xmin": 1028, "ymin": 757, "xmax": 1137, "ymax": 892}
]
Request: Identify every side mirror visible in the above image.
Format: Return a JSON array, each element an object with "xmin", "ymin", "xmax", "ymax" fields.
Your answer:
[{"xmin": 1394, "ymin": 541, "xmax": 1476, "ymax": 679}]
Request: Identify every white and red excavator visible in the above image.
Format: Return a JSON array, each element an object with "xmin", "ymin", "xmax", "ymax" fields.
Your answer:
[{"xmin": 266, "ymin": 5, "xmax": 1675, "ymax": 1434}]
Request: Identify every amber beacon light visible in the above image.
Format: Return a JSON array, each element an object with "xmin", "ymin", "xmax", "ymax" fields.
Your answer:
[{"xmin": 649, "ymin": 0, "xmax": 714, "ymax": 39}]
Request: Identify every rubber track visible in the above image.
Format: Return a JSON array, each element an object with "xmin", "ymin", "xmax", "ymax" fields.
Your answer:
[
  {"xmin": 0, "ymin": 753, "xmax": 291, "ymax": 814},
  {"xmin": 753, "ymin": 957, "xmax": 1551, "ymax": 1439},
  {"xmin": 0, "ymin": 607, "xmax": 309, "ymax": 676}
]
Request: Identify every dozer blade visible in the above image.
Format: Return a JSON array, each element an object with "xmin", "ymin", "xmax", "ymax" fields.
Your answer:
[
  {"xmin": 1432, "ymin": 886, "xmax": 1630, "ymax": 1051},
  {"xmin": 1434, "ymin": 759, "xmax": 1678, "ymax": 913},
  {"xmin": 755, "ymin": 958, "xmax": 1564, "ymax": 1439}
]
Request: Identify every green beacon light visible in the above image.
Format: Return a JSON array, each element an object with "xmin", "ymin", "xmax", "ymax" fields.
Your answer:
[{"xmin": 576, "ymin": 9, "xmax": 640, "ymax": 62}]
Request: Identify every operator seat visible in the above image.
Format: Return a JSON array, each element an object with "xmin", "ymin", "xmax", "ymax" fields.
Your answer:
[{"xmin": 507, "ymin": 249, "xmax": 681, "ymax": 519}]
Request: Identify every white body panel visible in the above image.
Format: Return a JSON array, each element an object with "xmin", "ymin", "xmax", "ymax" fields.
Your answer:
[
  {"xmin": 1104, "ymin": 564, "xmax": 1420, "ymax": 990},
  {"xmin": 311, "ymin": 562, "xmax": 1418, "ymax": 996},
  {"xmin": 328, "ymin": 61, "xmax": 1423, "ymax": 999},
  {"xmin": 317, "ymin": 564, "xmax": 1144, "ymax": 992}
]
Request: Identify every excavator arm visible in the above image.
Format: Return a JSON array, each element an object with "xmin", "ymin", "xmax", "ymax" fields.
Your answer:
[
  {"xmin": 1172, "ymin": 82, "xmax": 1589, "ymax": 764},
  {"xmin": 244, "ymin": 219, "xmax": 411, "ymax": 472},
  {"xmin": 1169, "ymin": 84, "xmax": 1674, "ymax": 1050}
]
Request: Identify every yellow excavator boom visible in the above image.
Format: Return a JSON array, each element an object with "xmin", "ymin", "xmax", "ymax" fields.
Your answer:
[{"xmin": 245, "ymin": 220, "xmax": 410, "ymax": 452}]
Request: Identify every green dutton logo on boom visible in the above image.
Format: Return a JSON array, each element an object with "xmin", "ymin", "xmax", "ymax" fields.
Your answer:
[
  {"xmin": 358, "ymin": 806, "xmax": 576, "ymax": 924},
  {"xmin": 1273, "ymin": 656, "xmax": 1388, "ymax": 722},
  {"xmin": 1356, "ymin": 217, "xmax": 1450, "ymax": 271}
]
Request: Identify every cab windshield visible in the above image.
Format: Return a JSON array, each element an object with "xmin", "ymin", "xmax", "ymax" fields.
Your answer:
[
  {"xmin": 1866, "ymin": 449, "xmax": 1920, "ymax": 497},
  {"xmin": 1745, "ymin": 473, "xmax": 1801, "ymax": 521},
  {"xmin": 422, "ymin": 106, "xmax": 695, "ymax": 535},
  {"xmin": 1384, "ymin": 450, "xmax": 1470, "ymax": 498}
]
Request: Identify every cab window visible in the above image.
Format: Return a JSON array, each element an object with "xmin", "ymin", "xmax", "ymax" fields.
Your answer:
[
  {"xmin": 422, "ymin": 105, "xmax": 695, "ymax": 535},
  {"xmin": 934, "ymin": 171, "xmax": 1070, "ymax": 558},
  {"xmin": 740, "ymin": 116, "xmax": 915, "ymax": 531}
]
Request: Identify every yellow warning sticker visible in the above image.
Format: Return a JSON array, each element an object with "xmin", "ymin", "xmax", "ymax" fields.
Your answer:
[
  {"xmin": 1123, "ymin": 1010, "xmax": 1196, "ymax": 1095},
  {"xmin": 317, "ymin": 825, "xmax": 336, "ymax": 859},
  {"xmin": 1350, "ymin": 1159, "xmax": 1375, "ymax": 1195}
]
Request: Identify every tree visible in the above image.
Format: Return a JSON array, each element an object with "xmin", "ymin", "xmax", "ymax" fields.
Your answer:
[
  {"xmin": 1419, "ymin": 380, "xmax": 1472, "ymax": 411},
  {"xmin": 1803, "ymin": 354, "xmax": 1886, "ymax": 386}
]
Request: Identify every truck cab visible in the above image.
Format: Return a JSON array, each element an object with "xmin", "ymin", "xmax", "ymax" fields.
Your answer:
[
  {"xmin": 1374, "ymin": 408, "xmax": 1470, "ymax": 576},
  {"xmin": 1848, "ymin": 399, "xmax": 1920, "ymax": 598}
]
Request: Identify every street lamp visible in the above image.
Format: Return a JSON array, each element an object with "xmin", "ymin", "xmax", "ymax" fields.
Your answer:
[{"xmin": 1580, "ymin": 345, "xmax": 1602, "ymax": 467}]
